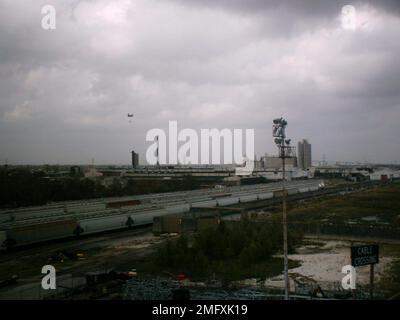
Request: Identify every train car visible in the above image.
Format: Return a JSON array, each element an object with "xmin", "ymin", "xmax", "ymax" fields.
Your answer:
[
  {"xmin": 0, "ymin": 214, "xmax": 12, "ymax": 224},
  {"xmin": 211, "ymin": 193, "xmax": 232, "ymax": 199},
  {"xmin": 129, "ymin": 209, "xmax": 168, "ymax": 226},
  {"xmin": 78, "ymin": 215, "xmax": 130, "ymax": 235},
  {"xmin": 5, "ymin": 208, "xmax": 65, "ymax": 223},
  {"xmin": 67, "ymin": 203, "xmax": 106, "ymax": 215},
  {"xmin": 0, "ymin": 230, "xmax": 7, "ymax": 250},
  {"xmin": 257, "ymin": 192, "xmax": 274, "ymax": 200},
  {"xmin": 287, "ymin": 188, "xmax": 299, "ymax": 195},
  {"xmin": 216, "ymin": 197, "xmax": 239, "ymax": 206},
  {"xmin": 5, "ymin": 219, "xmax": 78, "ymax": 248},
  {"xmin": 165, "ymin": 204, "xmax": 190, "ymax": 215},
  {"xmin": 191, "ymin": 199, "xmax": 217, "ymax": 208},
  {"xmin": 239, "ymin": 194, "xmax": 259, "ymax": 203},
  {"xmin": 106, "ymin": 199, "xmax": 141, "ymax": 209}
]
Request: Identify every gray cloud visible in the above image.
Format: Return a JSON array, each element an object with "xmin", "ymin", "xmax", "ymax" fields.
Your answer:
[
  {"xmin": 0, "ymin": 0, "xmax": 399, "ymax": 165},
  {"xmin": 170, "ymin": 0, "xmax": 400, "ymax": 16}
]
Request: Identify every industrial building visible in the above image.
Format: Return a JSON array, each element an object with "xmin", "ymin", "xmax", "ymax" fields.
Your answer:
[
  {"xmin": 259, "ymin": 168, "xmax": 313, "ymax": 181},
  {"xmin": 152, "ymin": 209, "xmax": 222, "ymax": 234},
  {"xmin": 298, "ymin": 139, "xmax": 312, "ymax": 169},
  {"xmin": 260, "ymin": 155, "xmax": 297, "ymax": 169},
  {"xmin": 84, "ymin": 167, "xmax": 103, "ymax": 179},
  {"xmin": 153, "ymin": 206, "xmax": 245, "ymax": 234},
  {"xmin": 131, "ymin": 151, "xmax": 139, "ymax": 168},
  {"xmin": 369, "ymin": 168, "xmax": 400, "ymax": 181}
]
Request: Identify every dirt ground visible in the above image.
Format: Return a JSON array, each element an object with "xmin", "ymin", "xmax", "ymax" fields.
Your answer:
[
  {"xmin": 0, "ymin": 227, "xmax": 174, "ymax": 298},
  {"xmin": 264, "ymin": 237, "xmax": 400, "ymax": 295},
  {"xmin": 1, "ymin": 228, "xmax": 399, "ymax": 299}
]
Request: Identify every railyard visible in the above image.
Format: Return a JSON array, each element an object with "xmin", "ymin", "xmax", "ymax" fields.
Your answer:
[
  {"xmin": 0, "ymin": 179, "xmax": 324, "ymax": 249},
  {"xmin": 0, "ymin": 179, "xmax": 399, "ymax": 299}
]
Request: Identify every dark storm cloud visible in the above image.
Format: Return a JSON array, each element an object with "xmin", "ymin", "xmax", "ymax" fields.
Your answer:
[
  {"xmin": 170, "ymin": 0, "xmax": 400, "ymax": 16},
  {"xmin": 0, "ymin": 0, "xmax": 399, "ymax": 164}
]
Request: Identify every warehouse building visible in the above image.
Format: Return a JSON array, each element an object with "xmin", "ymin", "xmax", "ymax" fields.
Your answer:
[
  {"xmin": 152, "ymin": 211, "xmax": 220, "ymax": 235},
  {"xmin": 260, "ymin": 155, "xmax": 297, "ymax": 169}
]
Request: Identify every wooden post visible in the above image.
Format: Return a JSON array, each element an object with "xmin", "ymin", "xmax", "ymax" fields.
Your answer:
[{"xmin": 370, "ymin": 264, "xmax": 374, "ymax": 300}]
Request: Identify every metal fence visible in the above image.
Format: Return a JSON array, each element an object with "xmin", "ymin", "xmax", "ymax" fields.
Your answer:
[{"xmin": 122, "ymin": 278, "xmax": 374, "ymax": 300}]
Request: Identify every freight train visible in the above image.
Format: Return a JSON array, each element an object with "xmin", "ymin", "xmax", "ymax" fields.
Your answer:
[
  {"xmin": 0, "ymin": 180, "xmax": 324, "ymax": 250},
  {"xmin": 0, "ymin": 208, "xmax": 166, "ymax": 250}
]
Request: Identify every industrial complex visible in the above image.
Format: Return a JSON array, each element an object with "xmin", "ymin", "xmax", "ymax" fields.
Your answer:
[
  {"xmin": 2, "ymin": 0, "xmax": 400, "ymax": 310},
  {"xmin": 1, "ymin": 131, "xmax": 400, "ymax": 302},
  {"xmin": 1, "ymin": 121, "xmax": 400, "ymax": 301}
]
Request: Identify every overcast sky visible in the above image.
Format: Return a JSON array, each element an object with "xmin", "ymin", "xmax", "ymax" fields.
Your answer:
[{"xmin": 1, "ymin": 0, "xmax": 400, "ymax": 165}]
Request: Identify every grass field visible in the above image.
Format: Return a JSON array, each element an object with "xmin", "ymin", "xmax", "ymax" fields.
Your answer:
[
  {"xmin": 269, "ymin": 181, "xmax": 400, "ymax": 298},
  {"xmin": 374, "ymin": 242, "xmax": 400, "ymax": 298},
  {"xmin": 138, "ymin": 256, "xmax": 300, "ymax": 283},
  {"xmin": 277, "ymin": 182, "xmax": 400, "ymax": 225}
]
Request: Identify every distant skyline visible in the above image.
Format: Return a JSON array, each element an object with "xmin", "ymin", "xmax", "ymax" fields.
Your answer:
[{"xmin": 1, "ymin": 0, "xmax": 400, "ymax": 165}]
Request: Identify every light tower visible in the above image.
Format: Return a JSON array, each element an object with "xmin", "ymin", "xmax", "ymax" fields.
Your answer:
[{"xmin": 272, "ymin": 117, "xmax": 295, "ymax": 300}]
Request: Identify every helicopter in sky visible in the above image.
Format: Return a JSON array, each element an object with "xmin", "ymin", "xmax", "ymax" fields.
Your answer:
[{"xmin": 127, "ymin": 113, "xmax": 134, "ymax": 123}]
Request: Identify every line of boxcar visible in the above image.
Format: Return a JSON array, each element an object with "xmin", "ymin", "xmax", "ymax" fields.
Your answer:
[{"xmin": 0, "ymin": 180, "xmax": 324, "ymax": 249}]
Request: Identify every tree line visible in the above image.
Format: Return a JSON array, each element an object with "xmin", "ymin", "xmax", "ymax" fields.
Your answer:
[{"xmin": 0, "ymin": 168, "xmax": 201, "ymax": 208}]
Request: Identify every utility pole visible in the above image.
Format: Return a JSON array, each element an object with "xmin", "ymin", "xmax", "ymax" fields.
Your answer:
[
  {"xmin": 370, "ymin": 263, "xmax": 374, "ymax": 299},
  {"xmin": 273, "ymin": 117, "xmax": 295, "ymax": 300},
  {"xmin": 281, "ymin": 142, "xmax": 289, "ymax": 300},
  {"xmin": 156, "ymin": 135, "xmax": 160, "ymax": 167}
]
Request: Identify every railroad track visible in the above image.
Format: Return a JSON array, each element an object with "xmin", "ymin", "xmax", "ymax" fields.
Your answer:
[
  {"xmin": 0, "ymin": 226, "xmax": 152, "ymax": 262},
  {"xmin": 0, "ymin": 180, "xmax": 324, "ymax": 249}
]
